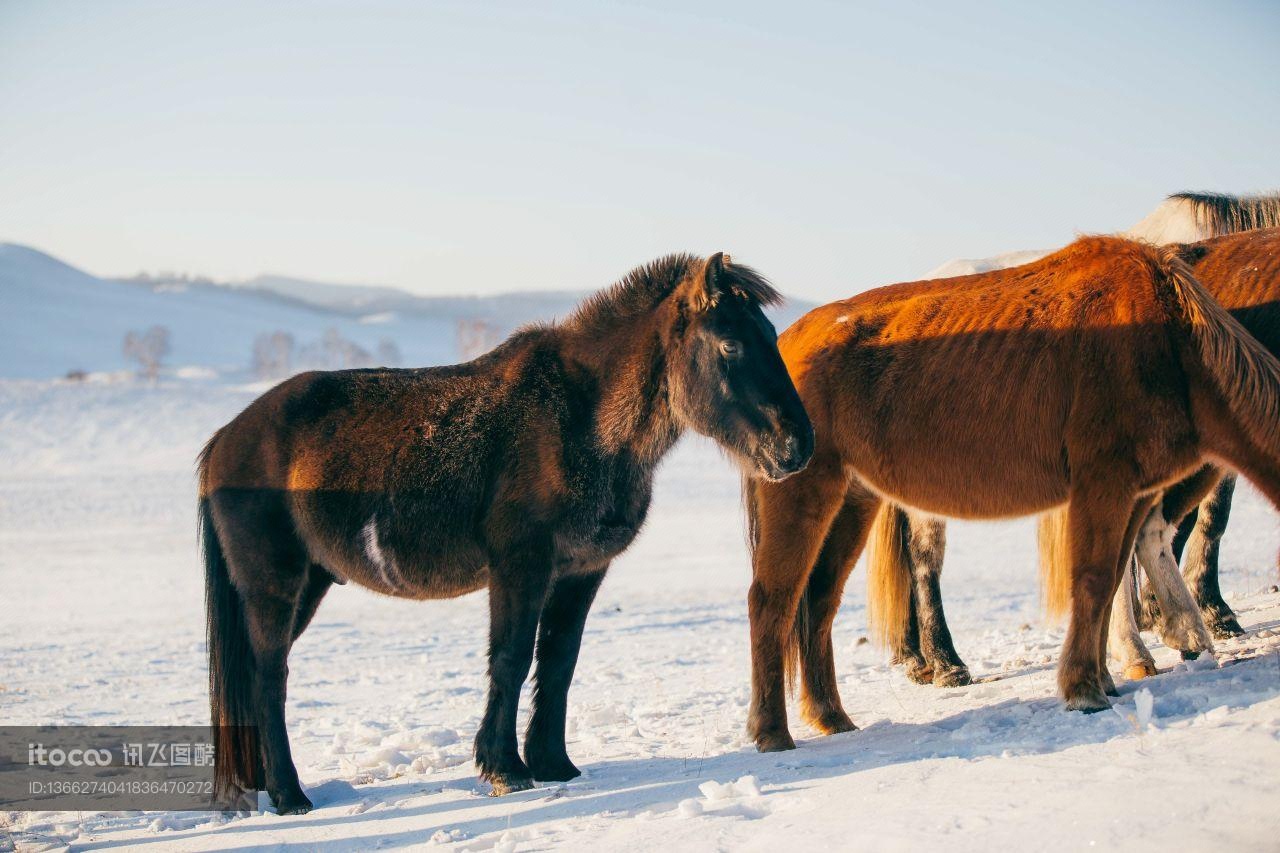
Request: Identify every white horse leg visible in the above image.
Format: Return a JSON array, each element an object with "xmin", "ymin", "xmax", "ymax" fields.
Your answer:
[
  {"xmin": 1109, "ymin": 556, "xmax": 1157, "ymax": 679},
  {"xmin": 1133, "ymin": 504, "xmax": 1215, "ymax": 657}
]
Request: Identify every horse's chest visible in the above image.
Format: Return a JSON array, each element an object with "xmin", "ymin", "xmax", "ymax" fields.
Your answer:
[{"xmin": 554, "ymin": 463, "xmax": 652, "ymax": 572}]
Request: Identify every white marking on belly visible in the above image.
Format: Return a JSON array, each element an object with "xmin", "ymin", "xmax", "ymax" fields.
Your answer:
[
  {"xmin": 835, "ymin": 315, "xmax": 849, "ymax": 324},
  {"xmin": 362, "ymin": 517, "xmax": 402, "ymax": 591}
]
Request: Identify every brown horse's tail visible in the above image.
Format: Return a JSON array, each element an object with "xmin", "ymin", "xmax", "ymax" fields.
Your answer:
[
  {"xmin": 200, "ymin": 441, "xmax": 264, "ymax": 800},
  {"xmin": 1158, "ymin": 246, "xmax": 1280, "ymax": 462},
  {"xmin": 1037, "ymin": 506, "xmax": 1072, "ymax": 622},
  {"xmin": 866, "ymin": 504, "xmax": 913, "ymax": 650},
  {"xmin": 743, "ymin": 474, "xmax": 807, "ymax": 694}
]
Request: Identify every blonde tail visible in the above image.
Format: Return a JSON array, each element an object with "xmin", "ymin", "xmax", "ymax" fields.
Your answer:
[
  {"xmin": 866, "ymin": 504, "xmax": 913, "ymax": 649},
  {"xmin": 1038, "ymin": 507, "xmax": 1073, "ymax": 622}
]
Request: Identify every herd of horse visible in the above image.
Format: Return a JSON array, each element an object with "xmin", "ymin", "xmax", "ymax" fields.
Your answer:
[{"xmin": 199, "ymin": 191, "xmax": 1280, "ymax": 813}]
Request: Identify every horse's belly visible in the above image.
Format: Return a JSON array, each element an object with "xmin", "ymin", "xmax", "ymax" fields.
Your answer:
[
  {"xmin": 291, "ymin": 492, "xmax": 491, "ymax": 600},
  {"xmin": 384, "ymin": 564, "xmax": 489, "ymax": 600},
  {"xmin": 313, "ymin": 536, "xmax": 490, "ymax": 600},
  {"xmin": 859, "ymin": 447, "xmax": 1067, "ymax": 520}
]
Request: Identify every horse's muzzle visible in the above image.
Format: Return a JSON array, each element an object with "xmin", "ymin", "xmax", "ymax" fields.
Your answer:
[{"xmin": 756, "ymin": 424, "xmax": 814, "ymax": 482}]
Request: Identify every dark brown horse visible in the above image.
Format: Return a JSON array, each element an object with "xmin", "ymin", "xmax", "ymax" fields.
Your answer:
[
  {"xmin": 200, "ymin": 253, "xmax": 813, "ymax": 812},
  {"xmin": 743, "ymin": 236, "xmax": 1280, "ymax": 753}
]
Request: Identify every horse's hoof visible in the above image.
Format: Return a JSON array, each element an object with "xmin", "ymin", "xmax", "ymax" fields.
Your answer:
[
  {"xmin": 1124, "ymin": 661, "xmax": 1157, "ymax": 681},
  {"xmin": 905, "ymin": 663, "xmax": 934, "ymax": 685},
  {"xmin": 1100, "ymin": 670, "xmax": 1118, "ymax": 697},
  {"xmin": 1064, "ymin": 687, "xmax": 1111, "ymax": 713},
  {"xmin": 487, "ymin": 773, "xmax": 536, "ymax": 796},
  {"xmin": 1158, "ymin": 613, "xmax": 1215, "ymax": 656},
  {"xmin": 932, "ymin": 666, "xmax": 972, "ymax": 688},
  {"xmin": 1208, "ymin": 615, "xmax": 1245, "ymax": 639},
  {"xmin": 806, "ymin": 709, "xmax": 858, "ymax": 735},
  {"xmin": 754, "ymin": 730, "xmax": 797, "ymax": 753},
  {"xmin": 272, "ymin": 790, "xmax": 313, "ymax": 815},
  {"xmin": 525, "ymin": 753, "xmax": 581, "ymax": 783},
  {"xmin": 1179, "ymin": 649, "xmax": 1200, "ymax": 661}
]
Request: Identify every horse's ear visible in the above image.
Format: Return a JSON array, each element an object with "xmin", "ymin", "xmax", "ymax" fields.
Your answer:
[{"xmin": 688, "ymin": 252, "xmax": 730, "ymax": 312}]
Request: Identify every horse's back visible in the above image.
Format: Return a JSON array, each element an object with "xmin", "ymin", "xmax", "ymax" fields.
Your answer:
[{"xmin": 780, "ymin": 236, "xmax": 1201, "ymax": 516}]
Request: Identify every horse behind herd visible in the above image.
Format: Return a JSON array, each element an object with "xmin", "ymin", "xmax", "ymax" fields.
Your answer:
[{"xmin": 200, "ymin": 192, "xmax": 1280, "ymax": 812}]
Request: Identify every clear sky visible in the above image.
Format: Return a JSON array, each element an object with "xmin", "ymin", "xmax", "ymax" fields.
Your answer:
[{"xmin": 2, "ymin": 0, "xmax": 1277, "ymax": 301}]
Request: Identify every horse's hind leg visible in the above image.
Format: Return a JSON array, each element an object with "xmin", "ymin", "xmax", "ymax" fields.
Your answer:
[
  {"xmin": 891, "ymin": 579, "xmax": 929, "ymax": 682},
  {"xmin": 523, "ymin": 568, "xmax": 606, "ymax": 782},
  {"xmin": 1092, "ymin": 497, "xmax": 1154, "ymax": 698},
  {"xmin": 217, "ymin": 498, "xmax": 315, "ymax": 814},
  {"xmin": 903, "ymin": 512, "xmax": 970, "ymax": 687},
  {"xmin": 876, "ymin": 506, "xmax": 930, "ymax": 683},
  {"xmin": 1177, "ymin": 475, "xmax": 1244, "ymax": 638},
  {"xmin": 796, "ymin": 490, "xmax": 879, "ymax": 735},
  {"xmin": 1108, "ymin": 557, "xmax": 1158, "ymax": 680},
  {"xmin": 748, "ymin": 455, "xmax": 849, "ymax": 752},
  {"xmin": 476, "ymin": 541, "xmax": 553, "ymax": 794},
  {"xmin": 292, "ymin": 564, "xmax": 334, "ymax": 642},
  {"xmin": 1132, "ymin": 503, "xmax": 1215, "ymax": 658},
  {"xmin": 1059, "ymin": 481, "xmax": 1143, "ymax": 712}
]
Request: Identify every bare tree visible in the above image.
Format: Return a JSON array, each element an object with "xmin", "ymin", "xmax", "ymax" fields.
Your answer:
[
  {"xmin": 295, "ymin": 327, "xmax": 375, "ymax": 371},
  {"xmin": 252, "ymin": 331, "xmax": 296, "ymax": 380},
  {"xmin": 456, "ymin": 318, "xmax": 501, "ymax": 361},
  {"xmin": 376, "ymin": 338, "xmax": 402, "ymax": 367},
  {"xmin": 123, "ymin": 325, "xmax": 171, "ymax": 382}
]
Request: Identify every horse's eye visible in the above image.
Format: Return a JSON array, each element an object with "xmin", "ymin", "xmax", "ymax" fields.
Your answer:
[{"xmin": 720, "ymin": 340, "xmax": 743, "ymax": 358}]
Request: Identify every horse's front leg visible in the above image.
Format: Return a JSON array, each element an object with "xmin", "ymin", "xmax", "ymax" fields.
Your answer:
[
  {"xmin": 476, "ymin": 544, "xmax": 552, "ymax": 795},
  {"xmin": 523, "ymin": 568, "xmax": 607, "ymax": 781},
  {"xmin": 1059, "ymin": 482, "xmax": 1147, "ymax": 712},
  {"xmin": 747, "ymin": 457, "xmax": 848, "ymax": 752}
]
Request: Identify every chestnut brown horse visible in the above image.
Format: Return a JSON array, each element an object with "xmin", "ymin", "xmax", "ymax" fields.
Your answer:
[
  {"xmin": 201, "ymin": 253, "xmax": 813, "ymax": 812},
  {"xmin": 870, "ymin": 222, "xmax": 1280, "ymax": 688},
  {"xmin": 743, "ymin": 235, "xmax": 1280, "ymax": 752}
]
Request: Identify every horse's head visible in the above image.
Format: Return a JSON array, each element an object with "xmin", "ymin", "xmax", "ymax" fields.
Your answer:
[{"xmin": 666, "ymin": 253, "xmax": 813, "ymax": 481}]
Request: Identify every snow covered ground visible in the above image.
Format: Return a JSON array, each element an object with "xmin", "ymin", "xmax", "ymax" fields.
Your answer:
[{"xmin": 2, "ymin": 375, "xmax": 1279, "ymax": 851}]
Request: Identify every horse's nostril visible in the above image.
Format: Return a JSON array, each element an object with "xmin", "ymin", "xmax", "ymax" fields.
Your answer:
[{"xmin": 774, "ymin": 433, "xmax": 806, "ymax": 470}]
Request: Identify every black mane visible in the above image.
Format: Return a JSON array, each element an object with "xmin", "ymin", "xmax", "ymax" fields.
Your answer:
[
  {"xmin": 1169, "ymin": 191, "xmax": 1280, "ymax": 235},
  {"xmin": 563, "ymin": 253, "xmax": 783, "ymax": 335}
]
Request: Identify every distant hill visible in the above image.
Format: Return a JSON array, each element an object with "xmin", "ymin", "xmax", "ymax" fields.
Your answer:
[
  {"xmin": 0, "ymin": 245, "xmax": 463, "ymax": 379},
  {"xmin": 234, "ymin": 274, "xmax": 589, "ymax": 323},
  {"xmin": 1, "ymin": 244, "xmax": 813, "ymax": 380}
]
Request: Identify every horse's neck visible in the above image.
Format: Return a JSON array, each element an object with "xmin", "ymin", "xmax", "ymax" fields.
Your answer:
[{"xmin": 562, "ymin": 318, "xmax": 682, "ymax": 466}]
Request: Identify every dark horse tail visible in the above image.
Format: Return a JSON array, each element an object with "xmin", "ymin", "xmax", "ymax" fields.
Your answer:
[
  {"xmin": 743, "ymin": 474, "xmax": 808, "ymax": 693},
  {"xmin": 199, "ymin": 436, "xmax": 263, "ymax": 799}
]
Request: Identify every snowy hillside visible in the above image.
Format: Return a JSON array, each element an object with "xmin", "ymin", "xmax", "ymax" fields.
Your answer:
[
  {"xmin": 0, "ymin": 244, "xmax": 814, "ymax": 381},
  {"xmin": 923, "ymin": 248, "xmax": 1051, "ymax": 280}
]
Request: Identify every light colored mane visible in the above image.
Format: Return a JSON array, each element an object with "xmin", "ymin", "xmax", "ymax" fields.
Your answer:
[
  {"xmin": 926, "ymin": 190, "xmax": 1280, "ymax": 279},
  {"xmin": 1128, "ymin": 191, "xmax": 1280, "ymax": 244}
]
